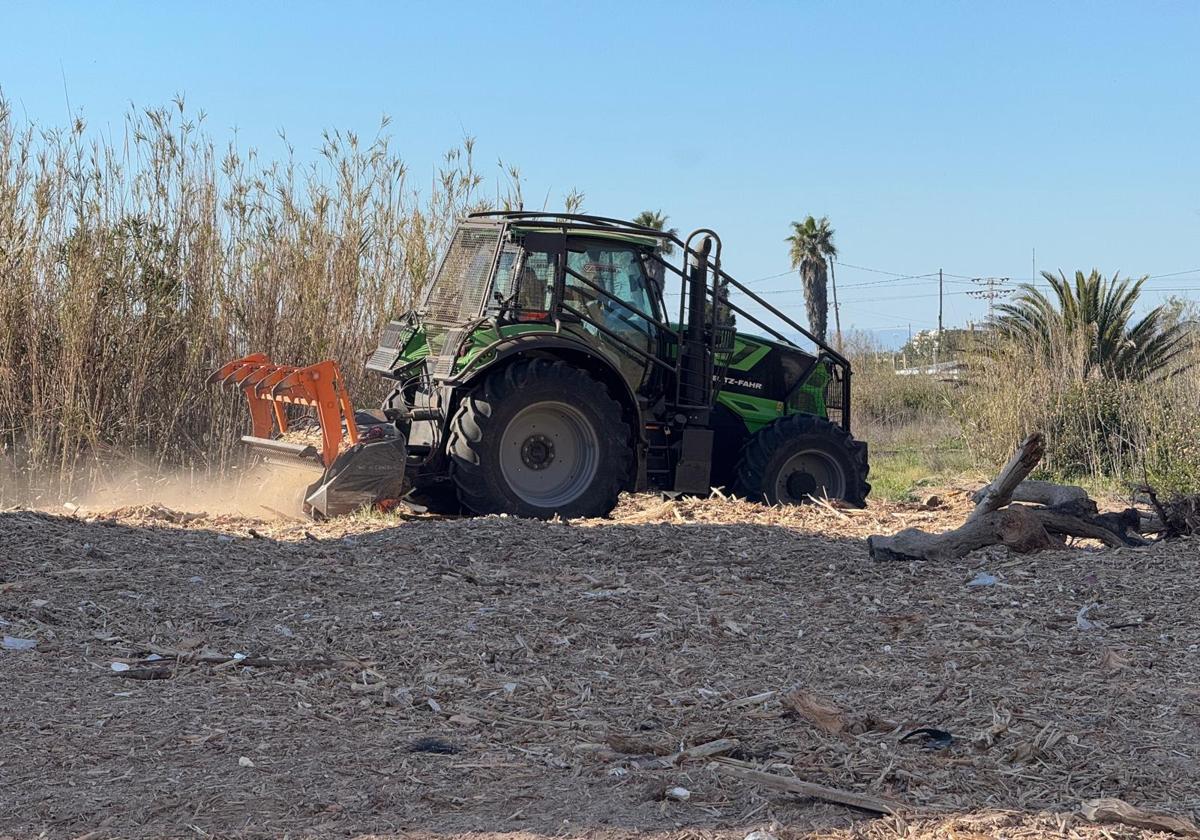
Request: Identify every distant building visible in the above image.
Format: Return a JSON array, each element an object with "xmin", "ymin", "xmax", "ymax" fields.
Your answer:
[{"xmin": 894, "ymin": 359, "xmax": 967, "ymax": 381}]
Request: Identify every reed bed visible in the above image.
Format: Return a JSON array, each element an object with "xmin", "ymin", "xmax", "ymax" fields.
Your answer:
[{"xmin": 0, "ymin": 97, "xmax": 520, "ymax": 497}]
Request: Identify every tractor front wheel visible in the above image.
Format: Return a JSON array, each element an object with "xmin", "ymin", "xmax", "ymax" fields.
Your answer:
[
  {"xmin": 447, "ymin": 359, "xmax": 631, "ymax": 519},
  {"xmin": 733, "ymin": 414, "xmax": 870, "ymax": 507}
]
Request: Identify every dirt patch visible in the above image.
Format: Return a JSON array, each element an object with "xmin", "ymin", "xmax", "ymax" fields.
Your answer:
[{"xmin": 1, "ymin": 493, "xmax": 1197, "ymax": 838}]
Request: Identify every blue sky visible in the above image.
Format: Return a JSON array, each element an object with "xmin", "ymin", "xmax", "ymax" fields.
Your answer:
[{"xmin": 2, "ymin": 1, "xmax": 1198, "ymax": 344}]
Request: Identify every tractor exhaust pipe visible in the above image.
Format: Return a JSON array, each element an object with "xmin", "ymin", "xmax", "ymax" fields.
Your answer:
[{"xmin": 681, "ymin": 235, "xmax": 713, "ymax": 406}]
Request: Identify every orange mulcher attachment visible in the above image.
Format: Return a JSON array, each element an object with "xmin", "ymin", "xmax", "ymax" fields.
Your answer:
[
  {"xmin": 209, "ymin": 353, "xmax": 410, "ymax": 519},
  {"xmin": 206, "ymin": 353, "xmax": 360, "ymax": 468}
]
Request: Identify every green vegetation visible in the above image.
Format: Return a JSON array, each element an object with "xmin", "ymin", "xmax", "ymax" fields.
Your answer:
[
  {"xmin": 846, "ymin": 270, "xmax": 1200, "ymax": 500},
  {"xmin": 967, "ymin": 272, "xmax": 1197, "ymax": 490},
  {"xmin": 868, "ymin": 440, "xmax": 976, "ymax": 503},
  {"xmin": 632, "ymin": 209, "xmax": 677, "ymax": 255},
  {"xmin": 843, "ymin": 336, "xmax": 975, "ymax": 501}
]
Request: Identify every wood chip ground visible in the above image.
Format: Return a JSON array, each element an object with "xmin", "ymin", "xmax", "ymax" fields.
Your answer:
[{"xmin": 1, "ymin": 491, "xmax": 1197, "ymax": 838}]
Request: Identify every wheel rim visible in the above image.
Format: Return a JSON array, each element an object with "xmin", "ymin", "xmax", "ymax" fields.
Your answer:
[
  {"xmin": 774, "ymin": 449, "xmax": 847, "ymax": 503},
  {"xmin": 499, "ymin": 401, "xmax": 600, "ymax": 508}
]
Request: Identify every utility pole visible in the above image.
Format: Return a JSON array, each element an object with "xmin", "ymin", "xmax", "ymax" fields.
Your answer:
[
  {"xmin": 935, "ymin": 268, "xmax": 943, "ymax": 366},
  {"xmin": 968, "ymin": 277, "xmax": 1011, "ymax": 321},
  {"xmin": 829, "ymin": 258, "xmax": 842, "ymax": 351}
]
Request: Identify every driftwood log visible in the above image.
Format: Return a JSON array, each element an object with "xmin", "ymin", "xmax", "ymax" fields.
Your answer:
[
  {"xmin": 869, "ymin": 432, "xmax": 1148, "ymax": 562},
  {"xmin": 971, "ymin": 478, "xmax": 1092, "ymax": 510}
]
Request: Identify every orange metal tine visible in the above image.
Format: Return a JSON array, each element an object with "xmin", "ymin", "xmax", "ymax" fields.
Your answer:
[
  {"xmin": 242, "ymin": 367, "xmax": 298, "ymax": 436},
  {"xmin": 267, "ymin": 367, "xmax": 311, "ymax": 400},
  {"xmin": 332, "ymin": 367, "xmax": 360, "ymax": 444},
  {"xmin": 244, "ymin": 390, "xmax": 278, "ymax": 439},
  {"xmin": 251, "ymin": 366, "xmax": 296, "ymax": 398},
  {"xmin": 205, "ymin": 353, "xmax": 269, "ymax": 386},
  {"xmin": 220, "ymin": 360, "xmax": 275, "ymax": 389}
]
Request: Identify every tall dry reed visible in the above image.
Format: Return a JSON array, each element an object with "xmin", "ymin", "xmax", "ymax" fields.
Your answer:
[{"xmin": 0, "ymin": 97, "xmax": 529, "ymax": 496}]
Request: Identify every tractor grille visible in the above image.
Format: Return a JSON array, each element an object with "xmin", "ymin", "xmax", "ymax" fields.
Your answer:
[
  {"xmin": 366, "ymin": 320, "xmax": 415, "ymax": 375},
  {"xmin": 421, "ymin": 227, "xmax": 500, "ymax": 325}
]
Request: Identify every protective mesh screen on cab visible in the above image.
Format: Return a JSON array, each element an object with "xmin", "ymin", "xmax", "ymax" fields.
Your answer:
[{"xmin": 422, "ymin": 227, "xmax": 500, "ymax": 324}]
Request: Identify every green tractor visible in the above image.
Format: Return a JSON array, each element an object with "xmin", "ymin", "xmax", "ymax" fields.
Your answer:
[{"xmin": 212, "ymin": 212, "xmax": 869, "ymax": 518}]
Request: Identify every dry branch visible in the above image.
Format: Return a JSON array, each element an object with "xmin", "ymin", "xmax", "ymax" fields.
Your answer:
[
  {"xmin": 870, "ymin": 506, "xmax": 1056, "ymax": 562},
  {"xmin": 972, "ymin": 479, "xmax": 1091, "ymax": 510},
  {"xmin": 669, "ymin": 738, "xmax": 739, "ymax": 764},
  {"xmin": 713, "ymin": 760, "xmax": 902, "ymax": 814},
  {"xmin": 1080, "ymin": 798, "xmax": 1200, "ymax": 836},
  {"xmin": 1031, "ymin": 508, "xmax": 1134, "ymax": 548}
]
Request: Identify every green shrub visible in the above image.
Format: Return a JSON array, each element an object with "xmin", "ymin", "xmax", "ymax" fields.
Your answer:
[{"xmin": 958, "ymin": 331, "xmax": 1200, "ymax": 494}]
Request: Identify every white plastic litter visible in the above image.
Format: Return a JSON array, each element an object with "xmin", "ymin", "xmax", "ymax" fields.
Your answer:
[
  {"xmin": 110, "ymin": 662, "xmax": 131, "ymax": 672},
  {"xmin": 1077, "ymin": 602, "xmax": 1105, "ymax": 631},
  {"xmin": 3, "ymin": 636, "xmax": 36, "ymax": 651},
  {"xmin": 967, "ymin": 572, "xmax": 998, "ymax": 587}
]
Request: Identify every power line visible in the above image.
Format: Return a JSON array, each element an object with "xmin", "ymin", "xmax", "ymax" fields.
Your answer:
[
  {"xmin": 1149, "ymin": 267, "xmax": 1200, "ymax": 279},
  {"xmin": 742, "ymin": 268, "xmax": 797, "ymax": 285},
  {"xmin": 746, "ymin": 278, "xmax": 942, "ymax": 295},
  {"xmin": 834, "ymin": 259, "xmax": 927, "ymax": 277}
]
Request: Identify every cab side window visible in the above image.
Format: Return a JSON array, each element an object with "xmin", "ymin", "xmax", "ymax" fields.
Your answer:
[
  {"xmin": 494, "ymin": 246, "xmax": 554, "ymax": 319},
  {"xmin": 564, "ymin": 244, "xmax": 657, "ymax": 341}
]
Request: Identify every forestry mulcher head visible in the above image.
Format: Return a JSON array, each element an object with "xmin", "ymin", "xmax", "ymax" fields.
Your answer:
[{"xmin": 207, "ymin": 354, "xmax": 409, "ymax": 518}]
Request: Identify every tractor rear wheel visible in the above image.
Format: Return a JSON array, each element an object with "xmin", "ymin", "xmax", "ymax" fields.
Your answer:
[
  {"xmin": 447, "ymin": 359, "xmax": 631, "ymax": 519},
  {"xmin": 733, "ymin": 414, "xmax": 870, "ymax": 507}
]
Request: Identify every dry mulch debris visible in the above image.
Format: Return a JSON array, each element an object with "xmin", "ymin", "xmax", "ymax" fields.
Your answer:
[{"xmin": 1, "ymin": 490, "xmax": 1198, "ymax": 838}]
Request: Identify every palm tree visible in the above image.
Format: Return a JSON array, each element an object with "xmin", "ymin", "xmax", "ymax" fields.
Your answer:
[
  {"xmin": 786, "ymin": 216, "xmax": 838, "ymax": 342},
  {"xmin": 633, "ymin": 210, "xmax": 677, "ymax": 257},
  {"xmin": 992, "ymin": 269, "xmax": 1192, "ymax": 380},
  {"xmin": 633, "ymin": 209, "xmax": 677, "ymax": 294}
]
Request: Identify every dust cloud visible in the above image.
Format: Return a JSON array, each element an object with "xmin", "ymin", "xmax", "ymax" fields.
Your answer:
[{"xmin": 3, "ymin": 461, "xmax": 316, "ymax": 519}]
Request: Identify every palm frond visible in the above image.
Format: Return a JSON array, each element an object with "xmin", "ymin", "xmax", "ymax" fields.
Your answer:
[{"xmin": 993, "ymin": 268, "xmax": 1192, "ymax": 380}]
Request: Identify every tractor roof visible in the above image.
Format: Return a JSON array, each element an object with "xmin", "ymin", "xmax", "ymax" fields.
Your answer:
[{"xmin": 465, "ymin": 211, "xmax": 667, "ymax": 249}]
